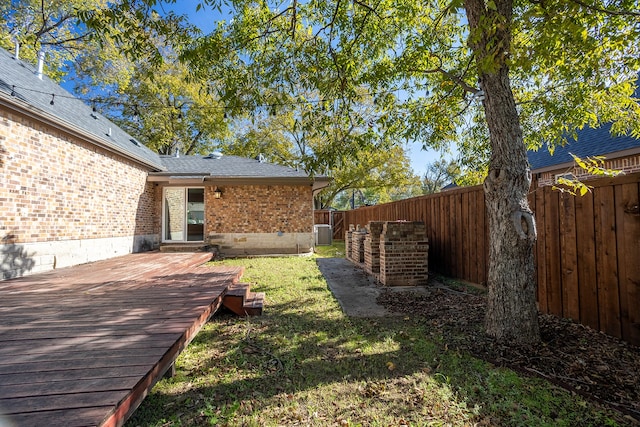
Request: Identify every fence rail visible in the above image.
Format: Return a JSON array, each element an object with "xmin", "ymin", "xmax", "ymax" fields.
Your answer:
[{"xmin": 332, "ymin": 173, "xmax": 640, "ymax": 346}]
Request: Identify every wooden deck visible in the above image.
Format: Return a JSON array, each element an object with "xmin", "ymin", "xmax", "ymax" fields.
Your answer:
[{"xmin": 0, "ymin": 252, "xmax": 244, "ymax": 427}]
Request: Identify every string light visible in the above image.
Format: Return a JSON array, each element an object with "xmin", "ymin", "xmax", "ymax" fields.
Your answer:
[{"xmin": 3, "ymin": 81, "xmax": 431, "ymax": 116}]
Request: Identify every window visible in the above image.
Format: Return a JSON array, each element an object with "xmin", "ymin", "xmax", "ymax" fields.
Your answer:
[{"xmin": 554, "ymin": 172, "xmax": 575, "ymax": 183}]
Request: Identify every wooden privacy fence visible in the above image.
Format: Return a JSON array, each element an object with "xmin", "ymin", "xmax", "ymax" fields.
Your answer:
[{"xmin": 341, "ymin": 172, "xmax": 640, "ymax": 346}]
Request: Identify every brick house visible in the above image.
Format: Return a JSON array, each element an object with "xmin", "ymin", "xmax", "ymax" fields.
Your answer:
[
  {"xmin": 0, "ymin": 48, "xmax": 328, "ymax": 279},
  {"xmin": 528, "ymin": 85, "xmax": 640, "ymax": 187}
]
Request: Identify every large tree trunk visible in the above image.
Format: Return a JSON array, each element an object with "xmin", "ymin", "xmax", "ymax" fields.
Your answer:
[{"xmin": 464, "ymin": 0, "xmax": 540, "ymax": 344}]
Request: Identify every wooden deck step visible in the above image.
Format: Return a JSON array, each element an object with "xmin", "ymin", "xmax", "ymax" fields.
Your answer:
[
  {"xmin": 222, "ymin": 283, "xmax": 264, "ymax": 316},
  {"xmin": 159, "ymin": 244, "xmax": 212, "ymax": 254},
  {"xmin": 243, "ymin": 292, "xmax": 265, "ymax": 316}
]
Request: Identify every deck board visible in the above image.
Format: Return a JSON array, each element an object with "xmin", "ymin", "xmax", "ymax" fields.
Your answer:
[{"xmin": 0, "ymin": 252, "xmax": 243, "ymax": 427}]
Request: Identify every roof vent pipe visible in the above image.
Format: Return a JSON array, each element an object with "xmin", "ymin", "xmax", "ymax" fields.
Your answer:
[
  {"xmin": 36, "ymin": 51, "xmax": 45, "ymax": 79},
  {"xmin": 13, "ymin": 40, "xmax": 19, "ymax": 60},
  {"xmin": 175, "ymin": 148, "xmax": 180, "ymax": 158}
]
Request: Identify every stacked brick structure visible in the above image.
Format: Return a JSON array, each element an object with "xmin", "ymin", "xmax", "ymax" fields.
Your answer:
[
  {"xmin": 345, "ymin": 221, "xmax": 429, "ymax": 286},
  {"xmin": 350, "ymin": 230, "xmax": 366, "ymax": 264},
  {"xmin": 345, "ymin": 225, "xmax": 355, "ymax": 261},
  {"xmin": 363, "ymin": 221, "xmax": 384, "ymax": 275},
  {"xmin": 379, "ymin": 221, "xmax": 429, "ymax": 286}
]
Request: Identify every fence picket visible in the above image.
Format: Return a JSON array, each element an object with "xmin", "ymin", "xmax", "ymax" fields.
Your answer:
[
  {"xmin": 320, "ymin": 172, "xmax": 640, "ymax": 345},
  {"xmin": 575, "ymin": 190, "xmax": 599, "ymax": 331},
  {"xmin": 594, "ymin": 186, "xmax": 622, "ymax": 338},
  {"xmin": 615, "ymin": 183, "xmax": 640, "ymax": 344},
  {"xmin": 560, "ymin": 192, "xmax": 580, "ymax": 321}
]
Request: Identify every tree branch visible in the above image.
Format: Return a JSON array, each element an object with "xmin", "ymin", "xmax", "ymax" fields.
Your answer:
[
  {"xmin": 35, "ymin": 13, "xmax": 74, "ymax": 38},
  {"xmin": 565, "ymin": 0, "xmax": 640, "ymax": 16},
  {"xmin": 41, "ymin": 32, "xmax": 92, "ymax": 46},
  {"xmin": 404, "ymin": 64, "xmax": 480, "ymax": 95}
]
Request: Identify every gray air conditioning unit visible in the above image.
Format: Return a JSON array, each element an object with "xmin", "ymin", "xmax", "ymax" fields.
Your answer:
[{"xmin": 314, "ymin": 224, "xmax": 332, "ymax": 245}]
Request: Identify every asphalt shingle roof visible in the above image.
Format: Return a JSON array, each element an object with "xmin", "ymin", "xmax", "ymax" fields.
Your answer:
[
  {"xmin": 159, "ymin": 154, "xmax": 311, "ymax": 179},
  {"xmin": 528, "ymin": 124, "xmax": 640, "ymax": 171},
  {"xmin": 528, "ymin": 81, "xmax": 640, "ymax": 171},
  {"xmin": 0, "ymin": 48, "xmax": 164, "ymax": 170}
]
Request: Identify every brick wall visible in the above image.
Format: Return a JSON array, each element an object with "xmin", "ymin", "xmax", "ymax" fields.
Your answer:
[
  {"xmin": 345, "ymin": 226, "xmax": 354, "ymax": 261},
  {"xmin": 1, "ymin": 108, "xmax": 157, "ymax": 278},
  {"xmin": 350, "ymin": 231, "xmax": 366, "ymax": 263},
  {"xmin": 204, "ymin": 184, "xmax": 312, "ymax": 234},
  {"xmin": 346, "ymin": 221, "xmax": 430, "ymax": 286},
  {"xmin": 195, "ymin": 184, "xmax": 314, "ymax": 255}
]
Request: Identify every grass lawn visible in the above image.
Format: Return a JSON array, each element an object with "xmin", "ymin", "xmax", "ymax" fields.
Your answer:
[{"xmin": 127, "ymin": 245, "xmax": 621, "ymax": 426}]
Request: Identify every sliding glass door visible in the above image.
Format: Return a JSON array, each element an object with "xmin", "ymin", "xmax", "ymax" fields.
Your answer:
[{"xmin": 163, "ymin": 187, "xmax": 205, "ymax": 242}]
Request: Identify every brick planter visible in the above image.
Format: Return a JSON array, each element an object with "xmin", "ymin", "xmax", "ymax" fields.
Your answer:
[
  {"xmin": 345, "ymin": 225, "xmax": 355, "ymax": 261},
  {"xmin": 364, "ymin": 221, "xmax": 384, "ymax": 275},
  {"xmin": 351, "ymin": 231, "xmax": 367, "ymax": 264},
  {"xmin": 379, "ymin": 221, "xmax": 429, "ymax": 286}
]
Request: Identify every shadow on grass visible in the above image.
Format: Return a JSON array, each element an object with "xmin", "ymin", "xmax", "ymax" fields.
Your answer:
[{"xmin": 128, "ymin": 293, "xmax": 616, "ymax": 426}]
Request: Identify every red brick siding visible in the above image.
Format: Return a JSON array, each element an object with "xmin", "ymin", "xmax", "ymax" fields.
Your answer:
[
  {"xmin": 0, "ymin": 108, "xmax": 155, "ymax": 244},
  {"xmin": 204, "ymin": 185, "xmax": 313, "ymax": 234},
  {"xmin": 350, "ymin": 231, "xmax": 366, "ymax": 263}
]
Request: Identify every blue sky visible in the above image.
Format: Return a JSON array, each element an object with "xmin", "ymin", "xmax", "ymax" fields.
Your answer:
[{"xmin": 162, "ymin": 0, "xmax": 447, "ymax": 178}]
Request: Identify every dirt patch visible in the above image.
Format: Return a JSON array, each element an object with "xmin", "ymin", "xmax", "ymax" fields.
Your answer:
[{"xmin": 376, "ymin": 283, "xmax": 640, "ymax": 423}]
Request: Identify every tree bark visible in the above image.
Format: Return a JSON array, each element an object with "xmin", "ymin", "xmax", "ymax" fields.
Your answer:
[{"xmin": 464, "ymin": 0, "xmax": 540, "ymax": 344}]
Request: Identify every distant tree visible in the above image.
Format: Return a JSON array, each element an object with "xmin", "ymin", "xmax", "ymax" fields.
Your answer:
[
  {"xmin": 0, "ymin": 0, "xmax": 110, "ymax": 81},
  {"xmin": 0, "ymin": 0, "xmax": 178, "ymax": 85},
  {"xmin": 105, "ymin": 56, "xmax": 229, "ymax": 156},
  {"xmin": 317, "ymin": 145, "xmax": 419, "ymax": 209},
  {"xmin": 218, "ymin": 91, "xmax": 418, "ymax": 208},
  {"xmin": 1, "ymin": 1, "xmax": 227, "ymax": 156},
  {"xmin": 422, "ymin": 159, "xmax": 461, "ymax": 194}
]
